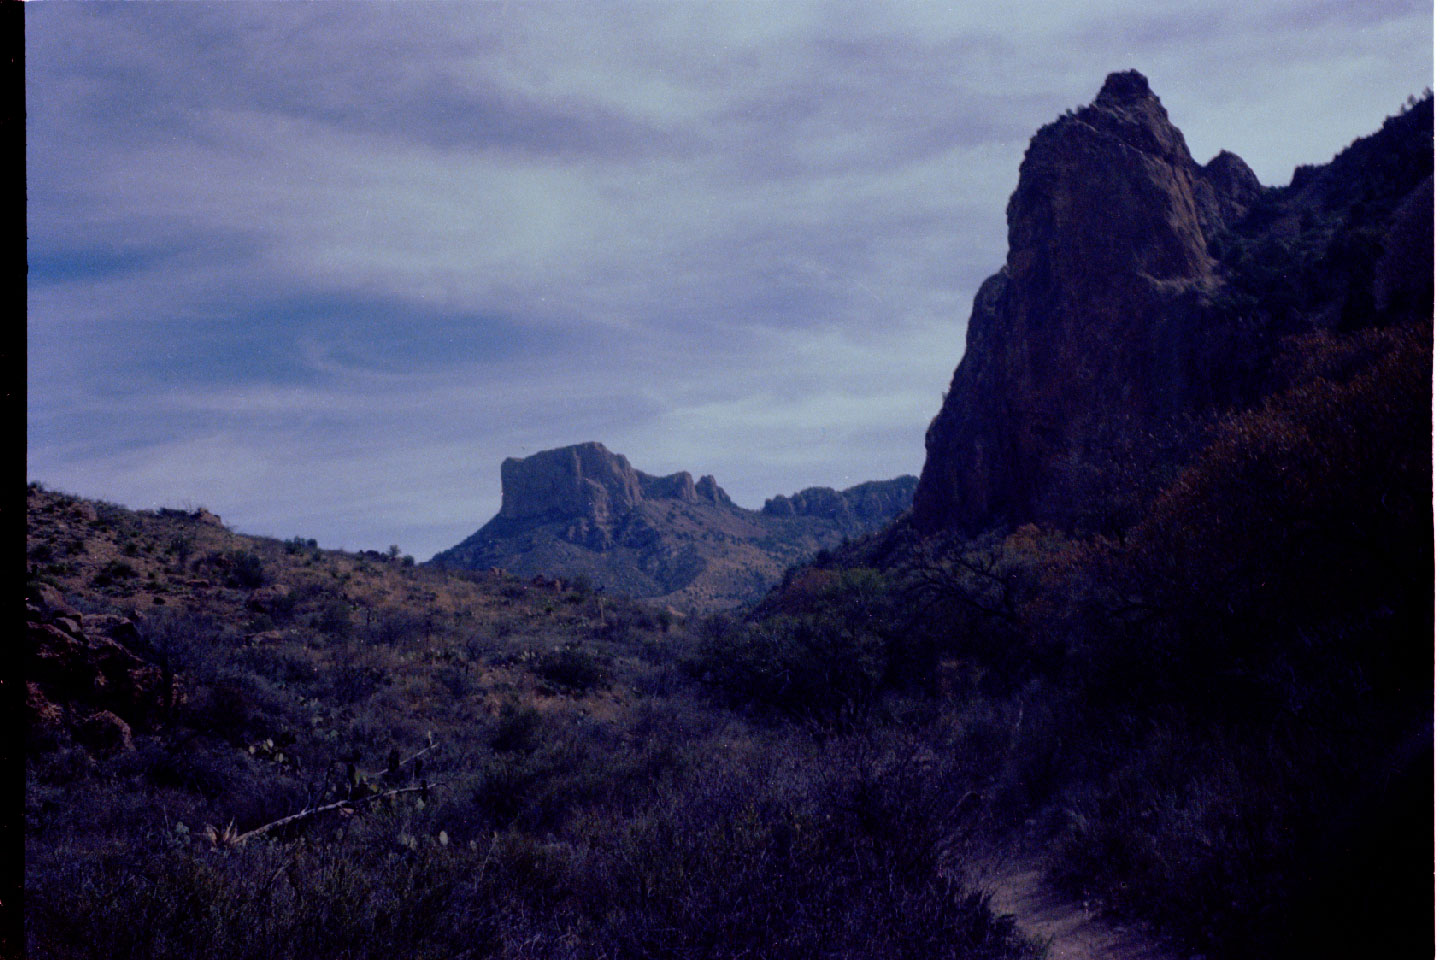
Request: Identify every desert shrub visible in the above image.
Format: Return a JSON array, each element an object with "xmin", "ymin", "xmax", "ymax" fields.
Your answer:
[
  {"xmin": 566, "ymin": 735, "xmax": 1037, "ymax": 960},
  {"xmin": 487, "ymin": 701, "xmax": 544, "ymax": 753},
  {"xmin": 196, "ymin": 550, "xmax": 268, "ymax": 589},
  {"xmin": 235, "ymin": 644, "xmax": 320, "ymax": 692},
  {"xmin": 314, "ymin": 597, "xmax": 353, "ymax": 639},
  {"xmin": 92, "ymin": 560, "xmax": 137, "ymax": 587},
  {"xmin": 185, "ymin": 669, "xmax": 293, "ymax": 743},
  {"xmin": 362, "ymin": 606, "xmax": 424, "ymax": 646},
  {"xmin": 141, "ymin": 608, "xmax": 228, "ymax": 675},
  {"xmin": 328, "ymin": 657, "xmax": 388, "ymax": 706},
  {"xmin": 283, "ymin": 536, "xmax": 319, "ymax": 556},
  {"xmin": 1004, "ymin": 324, "xmax": 1435, "ymax": 957},
  {"xmin": 130, "ymin": 739, "xmax": 253, "ymax": 800},
  {"xmin": 532, "ymin": 645, "xmax": 610, "ymax": 695},
  {"xmin": 227, "ymin": 551, "xmax": 268, "ymax": 589},
  {"xmin": 435, "ymin": 662, "xmax": 473, "ymax": 699},
  {"xmin": 694, "ymin": 613, "xmax": 885, "ymax": 725}
]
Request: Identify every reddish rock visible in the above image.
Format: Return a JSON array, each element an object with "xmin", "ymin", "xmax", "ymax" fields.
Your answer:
[
  {"xmin": 27, "ymin": 682, "xmax": 64, "ymax": 727},
  {"xmin": 31, "ymin": 583, "xmax": 80, "ymax": 620},
  {"xmin": 27, "ymin": 606, "xmax": 174, "ymax": 733},
  {"xmin": 76, "ymin": 710, "xmax": 133, "ymax": 754},
  {"xmin": 247, "ymin": 584, "xmax": 292, "ymax": 612},
  {"xmin": 85, "ymin": 614, "xmax": 142, "ymax": 648}
]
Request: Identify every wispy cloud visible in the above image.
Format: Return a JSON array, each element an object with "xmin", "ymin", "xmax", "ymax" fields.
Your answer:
[{"xmin": 26, "ymin": 1, "xmax": 1432, "ymax": 558}]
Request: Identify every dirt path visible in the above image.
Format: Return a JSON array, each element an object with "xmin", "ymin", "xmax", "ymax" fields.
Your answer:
[{"xmin": 976, "ymin": 859, "xmax": 1186, "ymax": 960}]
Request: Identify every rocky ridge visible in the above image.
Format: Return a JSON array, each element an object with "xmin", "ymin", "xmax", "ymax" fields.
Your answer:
[
  {"xmin": 912, "ymin": 70, "xmax": 1433, "ymax": 536},
  {"xmin": 431, "ymin": 442, "xmax": 917, "ymax": 612}
]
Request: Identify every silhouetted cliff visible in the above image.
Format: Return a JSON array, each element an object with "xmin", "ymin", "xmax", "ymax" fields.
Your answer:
[{"xmin": 913, "ymin": 71, "xmax": 1433, "ymax": 536}]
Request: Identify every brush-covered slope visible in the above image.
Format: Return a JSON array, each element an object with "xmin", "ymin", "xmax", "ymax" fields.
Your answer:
[
  {"xmin": 24, "ymin": 483, "xmax": 1036, "ymax": 960},
  {"xmin": 430, "ymin": 442, "xmax": 917, "ymax": 612},
  {"xmin": 729, "ymin": 75, "xmax": 1432, "ymax": 959}
]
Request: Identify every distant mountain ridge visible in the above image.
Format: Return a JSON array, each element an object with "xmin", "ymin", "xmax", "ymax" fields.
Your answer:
[{"xmin": 430, "ymin": 442, "xmax": 916, "ymax": 611}]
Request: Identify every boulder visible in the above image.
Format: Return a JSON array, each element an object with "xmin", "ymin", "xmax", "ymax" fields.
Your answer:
[{"xmin": 76, "ymin": 710, "xmax": 133, "ymax": 754}]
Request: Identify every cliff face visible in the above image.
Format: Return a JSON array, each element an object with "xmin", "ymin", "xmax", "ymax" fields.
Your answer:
[
  {"xmin": 913, "ymin": 71, "xmax": 1433, "ymax": 536},
  {"xmin": 493, "ymin": 442, "xmax": 731, "ymax": 551},
  {"xmin": 763, "ymin": 477, "xmax": 919, "ymax": 525},
  {"xmin": 432, "ymin": 443, "xmax": 916, "ymax": 612},
  {"xmin": 499, "ymin": 442, "xmax": 643, "ymax": 527}
]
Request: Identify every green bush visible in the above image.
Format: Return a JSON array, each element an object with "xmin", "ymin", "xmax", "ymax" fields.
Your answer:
[
  {"xmin": 93, "ymin": 560, "xmax": 138, "ymax": 587},
  {"xmin": 694, "ymin": 613, "xmax": 885, "ymax": 725},
  {"xmin": 532, "ymin": 645, "xmax": 610, "ymax": 695}
]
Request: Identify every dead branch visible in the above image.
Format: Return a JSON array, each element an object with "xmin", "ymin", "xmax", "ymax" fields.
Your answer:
[{"xmin": 227, "ymin": 781, "xmax": 439, "ymax": 847}]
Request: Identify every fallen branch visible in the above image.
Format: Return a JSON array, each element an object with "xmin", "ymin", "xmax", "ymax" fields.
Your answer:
[
  {"xmin": 359, "ymin": 740, "xmax": 438, "ymax": 781},
  {"xmin": 224, "ymin": 782, "xmax": 438, "ymax": 847}
]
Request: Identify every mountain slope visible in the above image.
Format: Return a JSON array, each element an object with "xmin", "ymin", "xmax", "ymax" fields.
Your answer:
[
  {"xmin": 731, "ymin": 74, "xmax": 1432, "ymax": 959},
  {"xmin": 24, "ymin": 484, "xmax": 1038, "ymax": 960},
  {"xmin": 430, "ymin": 442, "xmax": 916, "ymax": 612}
]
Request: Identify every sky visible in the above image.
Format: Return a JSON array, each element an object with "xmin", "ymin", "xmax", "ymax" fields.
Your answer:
[{"xmin": 26, "ymin": 1, "xmax": 1433, "ymax": 560}]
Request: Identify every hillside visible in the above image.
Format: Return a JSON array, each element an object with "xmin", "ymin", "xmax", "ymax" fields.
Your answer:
[
  {"xmin": 736, "ymin": 74, "xmax": 1433, "ymax": 959},
  {"xmin": 23, "ymin": 483, "xmax": 1037, "ymax": 960},
  {"xmin": 23, "ymin": 72, "xmax": 1432, "ymax": 960},
  {"xmin": 430, "ymin": 442, "xmax": 917, "ymax": 612}
]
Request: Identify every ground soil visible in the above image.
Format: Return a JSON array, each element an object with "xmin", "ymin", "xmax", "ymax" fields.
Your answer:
[{"xmin": 974, "ymin": 858, "xmax": 1188, "ymax": 960}]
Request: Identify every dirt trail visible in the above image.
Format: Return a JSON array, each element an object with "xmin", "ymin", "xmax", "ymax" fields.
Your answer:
[{"xmin": 976, "ymin": 859, "xmax": 1187, "ymax": 960}]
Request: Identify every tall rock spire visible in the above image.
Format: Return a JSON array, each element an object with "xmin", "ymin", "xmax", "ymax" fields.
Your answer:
[{"xmin": 912, "ymin": 72, "xmax": 1249, "ymax": 535}]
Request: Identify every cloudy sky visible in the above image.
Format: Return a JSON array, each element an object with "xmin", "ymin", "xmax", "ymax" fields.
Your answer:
[{"xmin": 27, "ymin": 1, "xmax": 1432, "ymax": 559}]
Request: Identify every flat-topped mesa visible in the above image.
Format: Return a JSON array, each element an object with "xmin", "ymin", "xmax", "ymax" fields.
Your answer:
[
  {"xmin": 913, "ymin": 71, "xmax": 1263, "ymax": 536},
  {"xmin": 498, "ymin": 442, "xmax": 735, "ymax": 528},
  {"xmin": 435, "ymin": 443, "xmax": 919, "ymax": 610},
  {"xmin": 499, "ymin": 442, "xmax": 644, "ymax": 525}
]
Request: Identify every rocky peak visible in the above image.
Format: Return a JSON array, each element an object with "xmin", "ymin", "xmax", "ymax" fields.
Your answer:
[
  {"xmin": 696, "ymin": 475, "xmax": 732, "ymax": 505},
  {"xmin": 913, "ymin": 74, "xmax": 1430, "ymax": 539},
  {"xmin": 497, "ymin": 443, "xmax": 736, "ymax": 532},
  {"xmin": 1080, "ymin": 69, "xmax": 1193, "ymax": 166},
  {"xmin": 913, "ymin": 73, "xmax": 1254, "ymax": 535},
  {"xmin": 1095, "ymin": 68, "xmax": 1151, "ymax": 105},
  {"xmin": 1198, "ymin": 149, "xmax": 1265, "ymax": 230},
  {"xmin": 763, "ymin": 476, "xmax": 918, "ymax": 524},
  {"xmin": 1010, "ymin": 70, "xmax": 1214, "ymax": 291},
  {"xmin": 640, "ymin": 470, "xmax": 699, "ymax": 502},
  {"xmin": 499, "ymin": 442, "xmax": 643, "ymax": 526}
]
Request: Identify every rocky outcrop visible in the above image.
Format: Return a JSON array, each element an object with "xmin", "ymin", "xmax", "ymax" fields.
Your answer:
[
  {"xmin": 26, "ymin": 582, "xmax": 179, "ymax": 752},
  {"xmin": 499, "ymin": 442, "xmax": 646, "ymax": 525},
  {"xmin": 914, "ymin": 71, "xmax": 1233, "ymax": 534},
  {"xmin": 911, "ymin": 71, "xmax": 1433, "ymax": 537},
  {"xmin": 432, "ymin": 443, "xmax": 915, "ymax": 611},
  {"xmin": 763, "ymin": 476, "xmax": 918, "ymax": 525},
  {"xmin": 497, "ymin": 443, "xmax": 735, "ymax": 531}
]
